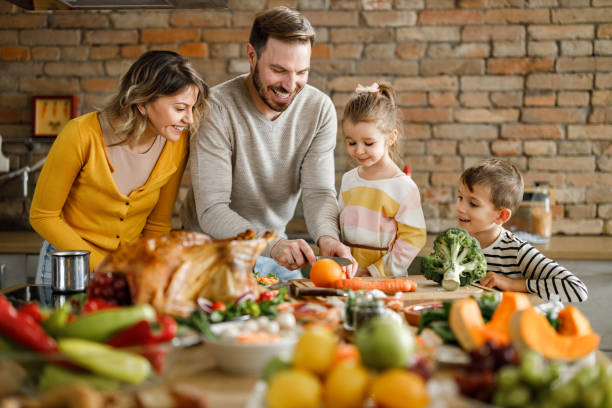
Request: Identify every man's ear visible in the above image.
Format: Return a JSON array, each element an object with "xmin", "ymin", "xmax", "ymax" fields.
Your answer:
[
  {"xmin": 496, "ymin": 208, "xmax": 512, "ymax": 225},
  {"xmin": 246, "ymin": 43, "xmax": 257, "ymax": 71}
]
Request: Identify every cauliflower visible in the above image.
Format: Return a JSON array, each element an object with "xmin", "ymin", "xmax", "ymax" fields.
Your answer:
[{"xmin": 421, "ymin": 227, "xmax": 487, "ymax": 291}]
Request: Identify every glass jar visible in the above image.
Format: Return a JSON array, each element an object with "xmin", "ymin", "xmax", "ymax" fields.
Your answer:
[
  {"xmin": 529, "ymin": 183, "xmax": 552, "ymax": 242},
  {"xmin": 347, "ymin": 292, "xmax": 384, "ymax": 331}
]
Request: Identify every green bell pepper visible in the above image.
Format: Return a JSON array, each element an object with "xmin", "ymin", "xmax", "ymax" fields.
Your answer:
[{"xmin": 39, "ymin": 364, "xmax": 119, "ymax": 391}]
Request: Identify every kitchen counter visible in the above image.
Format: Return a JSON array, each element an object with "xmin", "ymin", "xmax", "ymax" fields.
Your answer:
[{"xmin": 1, "ymin": 231, "xmax": 611, "ymax": 260}]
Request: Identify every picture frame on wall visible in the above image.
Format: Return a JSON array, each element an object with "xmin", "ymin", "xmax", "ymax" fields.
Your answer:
[{"xmin": 32, "ymin": 95, "xmax": 77, "ymax": 137}]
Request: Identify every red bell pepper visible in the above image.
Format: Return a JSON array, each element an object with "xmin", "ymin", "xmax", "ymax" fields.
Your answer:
[
  {"xmin": 106, "ymin": 315, "xmax": 177, "ymax": 347},
  {"xmin": 82, "ymin": 298, "xmax": 117, "ymax": 315},
  {"xmin": 0, "ymin": 295, "xmax": 57, "ymax": 353},
  {"xmin": 19, "ymin": 302, "xmax": 42, "ymax": 324}
]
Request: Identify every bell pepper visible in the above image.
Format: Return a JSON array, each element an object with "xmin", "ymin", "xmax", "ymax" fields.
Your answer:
[
  {"xmin": 60, "ymin": 304, "xmax": 156, "ymax": 342},
  {"xmin": 81, "ymin": 298, "xmax": 117, "ymax": 315},
  {"xmin": 0, "ymin": 295, "xmax": 57, "ymax": 353},
  {"xmin": 39, "ymin": 364, "xmax": 119, "ymax": 392},
  {"xmin": 57, "ymin": 338, "xmax": 151, "ymax": 384},
  {"xmin": 106, "ymin": 315, "xmax": 177, "ymax": 347},
  {"xmin": 19, "ymin": 302, "xmax": 42, "ymax": 323}
]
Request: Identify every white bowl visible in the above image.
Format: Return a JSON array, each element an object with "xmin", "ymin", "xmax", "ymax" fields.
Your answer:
[{"xmin": 205, "ymin": 322, "xmax": 298, "ymax": 377}]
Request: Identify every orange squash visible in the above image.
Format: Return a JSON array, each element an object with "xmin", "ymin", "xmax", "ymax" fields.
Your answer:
[
  {"xmin": 510, "ymin": 307, "xmax": 600, "ymax": 361},
  {"xmin": 449, "ymin": 292, "xmax": 530, "ymax": 351},
  {"xmin": 557, "ymin": 305, "xmax": 593, "ymax": 336}
]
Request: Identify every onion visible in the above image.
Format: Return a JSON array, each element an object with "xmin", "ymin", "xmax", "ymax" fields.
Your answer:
[
  {"xmin": 235, "ymin": 291, "xmax": 256, "ymax": 304},
  {"xmin": 197, "ymin": 297, "xmax": 213, "ymax": 314}
]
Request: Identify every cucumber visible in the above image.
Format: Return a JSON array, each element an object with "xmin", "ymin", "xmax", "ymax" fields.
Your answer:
[
  {"xmin": 59, "ymin": 304, "xmax": 156, "ymax": 342},
  {"xmin": 57, "ymin": 338, "xmax": 151, "ymax": 384}
]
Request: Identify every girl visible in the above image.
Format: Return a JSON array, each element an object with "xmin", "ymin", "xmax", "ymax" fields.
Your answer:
[
  {"xmin": 30, "ymin": 50, "xmax": 209, "ymax": 283},
  {"xmin": 338, "ymin": 83, "xmax": 426, "ymax": 277}
]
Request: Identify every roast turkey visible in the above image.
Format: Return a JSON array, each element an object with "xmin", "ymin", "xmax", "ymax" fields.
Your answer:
[{"xmin": 95, "ymin": 230, "xmax": 277, "ymax": 316}]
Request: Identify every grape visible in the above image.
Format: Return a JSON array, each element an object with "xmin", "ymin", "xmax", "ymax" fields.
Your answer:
[
  {"xmin": 574, "ymin": 365, "xmax": 600, "ymax": 389},
  {"xmin": 581, "ymin": 387, "xmax": 605, "ymax": 408},
  {"xmin": 520, "ymin": 350, "xmax": 548, "ymax": 387},
  {"xmin": 497, "ymin": 366, "xmax": 521, "ymax": 389},
  {"xmin": 504, "ymin": 384, "xmax": 531, "ymax": 407},
  {"xmin": 549, "ymin": 381, "xmax": 579, "ymax": 407},
  {"xmin": 87, "ymin": 272, "xmax": 131, "ymax": 305}
]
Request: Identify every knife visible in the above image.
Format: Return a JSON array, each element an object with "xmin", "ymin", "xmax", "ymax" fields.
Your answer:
[
  {"xmin": 315, "ymin": 256, "xmax": 352, "ymax": 267},
  {"xmin": 292, "ymin": 286, "xmax": 347, "ymax": 297}
]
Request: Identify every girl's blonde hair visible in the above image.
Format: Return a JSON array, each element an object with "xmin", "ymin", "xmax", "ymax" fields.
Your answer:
[
  {"xmin": 342, "ymin": 82, "xmax": 401, "ymax": 163},
  {"xmin": 103, "ymin": 50, "xmax": 209, "ymax": 144}
]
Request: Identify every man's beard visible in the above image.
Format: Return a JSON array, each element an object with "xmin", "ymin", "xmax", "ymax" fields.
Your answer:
[{"xmin": 252, "ymin": 62, "xmax": 301, "ymax": 113}]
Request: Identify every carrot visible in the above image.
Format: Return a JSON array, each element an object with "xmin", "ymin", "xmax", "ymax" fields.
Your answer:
[{"xmin": 331, "ymin": 277, "xmax": 417, "ymax": 294}]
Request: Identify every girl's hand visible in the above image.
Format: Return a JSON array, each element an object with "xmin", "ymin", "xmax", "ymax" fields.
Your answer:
[{"xmin": 355, "ymin": 268, "xmax": 370, "ymax": 277}]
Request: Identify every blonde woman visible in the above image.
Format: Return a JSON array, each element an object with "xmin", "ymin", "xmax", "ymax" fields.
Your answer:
[{"xmin": 30, "ymin": 50, "xmax": 209, "ymax": 283}]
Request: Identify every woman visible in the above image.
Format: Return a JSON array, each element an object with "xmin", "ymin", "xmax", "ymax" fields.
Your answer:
[{"xmin": 30, "ymin": 50, "xmax": 209, "ymax": 283}]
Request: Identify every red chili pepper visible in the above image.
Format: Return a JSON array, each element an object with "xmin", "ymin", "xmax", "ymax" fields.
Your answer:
[
  {"xmin": 211, "ymin": 301, "xmax": 226, "ymax": 312},
  {"xmin": 106, "ymin": 315, "xmax": 177, "ymax": 347},
  {"xmin": 82, "ymin": 298, "xmax": 117, "ymax": 315},
  {"xmin": 0, "ymin": 295, "xmax": 57, "ymax": 353},
  {"xmin": 19, "ymin": 302, "xmax": 42, "ymax": 324}
]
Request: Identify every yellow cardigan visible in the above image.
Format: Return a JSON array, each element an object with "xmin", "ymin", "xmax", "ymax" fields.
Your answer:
[{"xmin": 30, "ymin": 111, "xmax": 188, "ymax": 271}]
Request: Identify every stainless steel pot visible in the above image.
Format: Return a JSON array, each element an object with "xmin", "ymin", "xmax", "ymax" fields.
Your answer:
[{"xmin": 50, "ymin": 250, "xmax": 90, "ymax": 292}]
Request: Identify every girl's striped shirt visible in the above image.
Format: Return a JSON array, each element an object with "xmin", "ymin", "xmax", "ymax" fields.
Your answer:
[{"xmin": 338, "ymin": 168, "xmax": 426, "ymax": 277}]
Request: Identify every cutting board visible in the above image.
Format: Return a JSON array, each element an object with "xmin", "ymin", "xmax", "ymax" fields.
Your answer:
[{"xmin": 292, "ymin": 275, "xmax": 486, "ymax": 305}]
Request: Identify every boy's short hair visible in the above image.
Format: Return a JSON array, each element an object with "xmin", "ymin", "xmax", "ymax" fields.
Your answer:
[{"xmin": 460, "ymin": 159, "xmax": 524, "ymax": 214}]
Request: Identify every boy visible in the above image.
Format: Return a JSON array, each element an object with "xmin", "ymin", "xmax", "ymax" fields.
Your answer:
[{"xmin": 456, "ymin": 159, "xmax": 588, "ymax": 303}]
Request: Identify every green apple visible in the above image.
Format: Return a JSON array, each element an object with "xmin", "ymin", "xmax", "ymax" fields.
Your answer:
[{"xmin": 355, "ymin": 316, "xmax": 414, "ymax": 370}]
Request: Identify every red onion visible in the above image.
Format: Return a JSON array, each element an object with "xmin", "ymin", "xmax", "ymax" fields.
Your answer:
[
  {"xmin": 197, "ymin": 297, "xmax": 213, "ymax": 314},
  {"xmin": 234, "ymin": 291, "xmax": 256, "ymax": 304}
]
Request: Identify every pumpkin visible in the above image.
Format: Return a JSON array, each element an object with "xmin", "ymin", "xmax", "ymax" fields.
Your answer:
[
  {"xmin": 557, "ymin": 305, "xmax": 593, "ymax": 336},
  {"xmin": 449, "ymin": 292, "xmax": 530, "ymax": 351},
  {"xmin": 509, "ymin": 307, "xmax": 600, "ymax": 361}
]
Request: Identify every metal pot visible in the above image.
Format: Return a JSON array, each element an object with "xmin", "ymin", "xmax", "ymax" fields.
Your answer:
[{"xmin": 50, "ymin": 250, "xmax": 90, "ymax": 292}]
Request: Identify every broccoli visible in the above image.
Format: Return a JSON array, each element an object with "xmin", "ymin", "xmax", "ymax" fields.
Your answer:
[{"xmin": 421, "ymin": 227, "xmax": 487, "ymax": 291}]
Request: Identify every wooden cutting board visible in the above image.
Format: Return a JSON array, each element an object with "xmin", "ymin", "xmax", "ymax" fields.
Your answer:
[{"xmin": 292, "ymin": 275, "xmax": 487, "ymax": 305}]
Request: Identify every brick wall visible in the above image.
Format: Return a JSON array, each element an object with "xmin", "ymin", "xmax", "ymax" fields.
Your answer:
[{"xmin": 1, "ymin": 0, "xmax": 612, "ymax": 235}]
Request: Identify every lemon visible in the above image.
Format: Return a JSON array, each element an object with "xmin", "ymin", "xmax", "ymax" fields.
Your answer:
[
  {"xmin": 266, "ymin": 369, "xmax": 322, "ymax": 408},
  {"xmin": 324, "ymin": 362, "xmax": 370, "ymax": 408},
  {"xmin": 371, "ymin": 369, "xmax": 429, "ymax": 408},
  {"xmin": 293, "ymin": 325, "xmax": 337, "ymax": 375}
]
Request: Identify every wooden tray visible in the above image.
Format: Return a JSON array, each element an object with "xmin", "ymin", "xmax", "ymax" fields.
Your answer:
[{"xmin": 292, "ymin": 275, "xmax": 487, "ymax": 305}]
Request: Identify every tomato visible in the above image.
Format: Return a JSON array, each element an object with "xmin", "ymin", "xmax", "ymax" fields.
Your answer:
[
  {"xmin": 211, "ymin": 301, "xmax": 226, "ymax": 312},
  {"xmin": 258, "ymin": 290, "xmax": 278, "ymax": 302}
]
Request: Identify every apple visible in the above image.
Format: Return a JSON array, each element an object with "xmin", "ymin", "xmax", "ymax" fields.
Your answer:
[{"xmin": 355, "ymin": 316, "xmax": 415, "ymax": 370}]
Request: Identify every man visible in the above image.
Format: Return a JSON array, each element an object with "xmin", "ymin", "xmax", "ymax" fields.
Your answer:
[{"xmin": 181, "ymin": 6, "xmax": 356, "ymax": 279}]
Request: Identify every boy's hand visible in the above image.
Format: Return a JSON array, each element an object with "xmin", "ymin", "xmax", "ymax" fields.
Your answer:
[{"xmin": 479, "ymin": 271, "xmax": 527, "ymax": 292}]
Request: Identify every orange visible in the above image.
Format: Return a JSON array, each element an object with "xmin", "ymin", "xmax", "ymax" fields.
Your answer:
[{"xmin": 310, "ymin": 258, "xmax": 344, "ymax": 287}]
